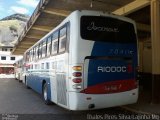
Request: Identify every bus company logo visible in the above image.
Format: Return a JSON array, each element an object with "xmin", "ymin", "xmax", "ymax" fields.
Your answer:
[
  {"xmin": 87, "ymin": 22, "xmax": 119, "ymax": 33},
  {"xmin": 97, "ymin": 65, "xmax": 132, "ymax": 73}
]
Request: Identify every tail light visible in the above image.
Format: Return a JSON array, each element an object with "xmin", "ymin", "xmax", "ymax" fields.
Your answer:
[
  {"xmin": 72, "ymin": 78, "xmax": 82, "ymax": 83},
  {"xmin": 72, "ymin": 65, "xmax": 83, "ymax": 89},
  {"xmin": 72, "ymin": 72, "xmax": 82, "ymax": 77},
  {"xmin": 72, "ymin": 66, "xmax": 82, "ymax": 71}
]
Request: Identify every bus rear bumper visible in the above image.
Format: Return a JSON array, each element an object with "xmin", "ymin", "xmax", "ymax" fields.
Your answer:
[{"xmin": 68, "ymin": 88, "xmax": 138, "ymax": 110}]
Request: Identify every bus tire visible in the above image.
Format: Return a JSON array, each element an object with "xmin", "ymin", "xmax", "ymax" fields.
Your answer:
[{"xmin": 43, "ymin": 83, "xmax": 52, "ymax": 105}]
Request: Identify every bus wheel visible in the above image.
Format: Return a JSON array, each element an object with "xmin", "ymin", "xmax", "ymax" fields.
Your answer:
[{"xmin": 43, "ymin": 83, "xmax": 52, "ymax": 105}]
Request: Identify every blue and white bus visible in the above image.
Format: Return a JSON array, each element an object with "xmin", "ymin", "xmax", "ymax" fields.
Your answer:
[{"xmin": 23, "ymin": 10, "xmax": 138, "ymax": 110}]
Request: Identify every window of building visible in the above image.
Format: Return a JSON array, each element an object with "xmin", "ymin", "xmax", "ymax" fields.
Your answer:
[
  {"xmin": 2, "ymin": 48, "xmax": 7, "ymax": 51},
  {"xmin": 10, "ymin": 57, "xmax": 15, "ymax": 60},
  {"xmin": 1, "ymin": 56, "xmax": 6, "ymax": 60}
]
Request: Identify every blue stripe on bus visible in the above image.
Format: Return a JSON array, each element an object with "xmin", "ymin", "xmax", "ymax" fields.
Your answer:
[
  {"xmin": 26, "ymin": 74, "xmax": 51, "ymax": 100},
  {"xmin": 91, "ymin": 42, "xmax": 137, "ymax": 57},
  {"xmin": 87, "ymin": 42, "xmax": 137, "ymax": 86}
]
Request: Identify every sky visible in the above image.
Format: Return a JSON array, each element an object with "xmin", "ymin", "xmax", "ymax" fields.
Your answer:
[{"xmin": 0, "ymin": 0, "xmax": 40, "ymax": 19}]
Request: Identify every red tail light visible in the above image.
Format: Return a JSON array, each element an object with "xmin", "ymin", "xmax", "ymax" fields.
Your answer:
[
  {"xmin": 72, "ymin": 72, "xmax": 82, "ymax": 77},
  {"xmin": 127, "ymin": 64, "xmax": 133, "ymax": 73},
  {"xmin": 72, "ymin": 78, "xmax": 82, "ymax": 83}
]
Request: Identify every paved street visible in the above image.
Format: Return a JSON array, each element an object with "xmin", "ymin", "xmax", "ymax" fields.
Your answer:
[{"xmin": 0, "ymin": 78, "xmax": 138, "ymax": 120}]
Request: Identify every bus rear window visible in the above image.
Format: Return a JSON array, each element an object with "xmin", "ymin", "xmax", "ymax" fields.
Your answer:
[{"xmin": 80, "ymin": 16, "xmax": 136, "ymax": 43}]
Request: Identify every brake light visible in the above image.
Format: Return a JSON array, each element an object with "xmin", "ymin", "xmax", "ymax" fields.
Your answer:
[
  {"xmin": 72, "ymin": 72, "xmax": 82, "ymax": 77},
  {"xmin": 72, "ymin": 66, "xmax": 82, "ymax": 71},
  {"xmin": 72, "ymin": 78, "xmax": 82, "ymax": 83}
]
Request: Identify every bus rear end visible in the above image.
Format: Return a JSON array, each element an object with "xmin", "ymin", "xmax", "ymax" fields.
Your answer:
[{"xmin": 68, "ymin": 11, "xmax": 138, "ymax": 110}]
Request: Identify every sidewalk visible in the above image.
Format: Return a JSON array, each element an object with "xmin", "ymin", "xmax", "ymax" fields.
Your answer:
[{"xmin": 122, "ymin": 88, "xmax": 160, "ymax": 114}]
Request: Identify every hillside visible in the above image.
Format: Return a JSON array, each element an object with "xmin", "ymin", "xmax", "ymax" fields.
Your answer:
[
  {"xmin": 1, "ymin": 13, "xmax": 29, "ymax": 22},
  {"xmin": 0, "ymin": 14, "xmax": 29, "ymax": 47}
]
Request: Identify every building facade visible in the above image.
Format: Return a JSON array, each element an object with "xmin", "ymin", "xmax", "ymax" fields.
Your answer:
[{"xmin": 0, "ymin": 46, "xmax": 22, "ymax": 74}]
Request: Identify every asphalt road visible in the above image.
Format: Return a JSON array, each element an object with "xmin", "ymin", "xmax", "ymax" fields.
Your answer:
[{"xmin": 0, "ymin": 78, "xmax": 140, "ymax": 120}]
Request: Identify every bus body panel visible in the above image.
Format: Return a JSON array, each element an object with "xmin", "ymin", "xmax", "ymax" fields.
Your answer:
[
  {"xmin": 81, "ymin": 42, "xmax": 137, "ymax": 94},
  {"xmin": 27, "ymin": 70, "xmax": 51, "ymax": 98},
  {"xmin": 26, "ymin": 53, "xmax": 69, "ymax": 107},
  {"xmin": 68, "ymin": 89, "xmax": 138, "ymax": 110},
  {"xmin": 52, "ymin": 54, "xmax": 69, "ymax": 107}
]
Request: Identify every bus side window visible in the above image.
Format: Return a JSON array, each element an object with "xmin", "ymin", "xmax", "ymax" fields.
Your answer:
[
  {"xmin": 52, "ymin": 62, "xmax": 55, "ymax": 69},
  {"xmin": 52, "ymin": 31, "xmax": 58, "ymax": 55},
  {"xmin": 35, "ymin": 64, "xmax": 39, "ymax": 70},
  {"xmin": 46, "ymin": 62, "xmax": 50, "ymax": 69},
  {"xmin": 38, "ymin": 43, "xmax": 42, "ymax": 59},
  {"xmin": 59, "ymin": 26, "xmax": 67, "ymax": 53},
  {"xmin": 31, "ymin": 50, "xmax": 33, "ymax": 61},
  {"xmin": 47, "ymin": 36, "xmax": 52, "ymax": 56},
  {"xmin": 42, "ymin": 40, "xmax": 47, "ymax": 58},
  {"xmin": 29, "ymin": 50, "xmax": 31, "ymax": 62},
  {"xmin": 28, "ymin": 50, "xmax": 31, "ymax": 62},
  {"xmin": 41, "ymin": 63, "xmax": 44, "ymax": 69},
  {"xmin": 26, "ymin": 51, "xmax": 29, "ymax": 62},
  {"xmin": 34, "ymin": 64, "xmax": 36, "ymax": 70},
  {"xmin": 35, "ymin": 46, "xmax": 38, "ymax": 60},
  {"xmin": 33, "ymin": 47, "xmax": 35, "ymax": 61}
]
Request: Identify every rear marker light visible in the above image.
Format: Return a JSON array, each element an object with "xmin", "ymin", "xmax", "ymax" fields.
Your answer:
[
  {"xmin": 72, "ymin": 66, "xmax": 82, "ymax": 71},
  {"xmin": 72, "ymin": 72, "xmax": 82, "ymax": 77},
  {"xmin": 72, "ymin": 78, "xmax": 82, "ymax": 83}
]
